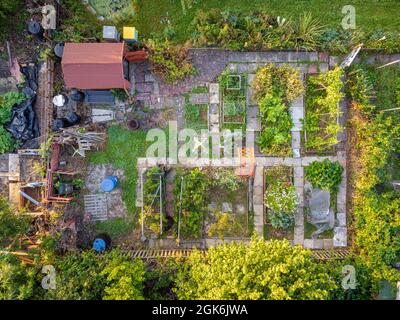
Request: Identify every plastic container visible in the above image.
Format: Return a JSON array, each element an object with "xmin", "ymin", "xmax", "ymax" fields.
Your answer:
[
  {"xmin": 27, "ymin": 21, "xmax": 43, "ymax": 36},
  {"xmin": 100, "ymin": 176, "xmax": 118, "ymax": 192},
  {"xmin": 93, "ymin": 238, "xmax": 106, "ymax": 252},
  {"xmin": 54, "ymin": 42, "xmax": 65, "ymax": 58},
  {"xmin": 93, "ymin": 233, "xmax": 111, "ymax": 253}
]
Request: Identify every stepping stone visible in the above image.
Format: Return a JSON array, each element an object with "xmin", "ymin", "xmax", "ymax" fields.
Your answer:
[
  {"xmin": 319, "ymin": 63, "xmax": 329, "ymax": 73},
  {"xmin": 337, "ymin": 212, "xmax": 346, "ymax": 227},
  {"xmin": 308, "ymin": 64, "xmax": 318, "ymax": 74},
  {"xmin": 323, "ymin": 239, "xmax": 334, "ymax": 249},
  {"xmin": 333, "ymin": 227, "xmax": 347, "ymax": 247},
  {"xmin": 318, "ymin": 52, "xmax": 329, "ymax": 62}
]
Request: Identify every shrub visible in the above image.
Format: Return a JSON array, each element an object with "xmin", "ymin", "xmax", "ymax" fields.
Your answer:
[
  {"xmin": 346, "ymin": 67, "xmax": 375, "ymax": 105},
  {"xmin": 208, "ymin": 168, "xmax": 242, "ymax": 192},
  {"xmin": 175, "ymin": 239, "xmax": 337, "ymax": 300},
  {"xmin": 257, "ymin": 94, "xmax": 293, "ymax": 156},
  {"xmin": 304, "ymin": 67, "xmax": 344, "ymax": 152},
  {"xmin": 207, "ymin": 212, "xmax": 246, "ymax": 240},
  {"xmin": 265, "ymin": 181, "xmax": 298, "ymax": 230},
  {"xmin": 190, "ymin": 10, "xmax": 323, "ymax": 52},
  {"xmin": 174, "ymin": 168, "xmax": 209, "ymax": 239},
  {"xmin": 290, "ymin": 12, "xmax": 324, "ymax": 51},
  {"xmin": 0, "ymin": 196, "xmax": 31, "ymax": 244},
  {"xmin": 305, "ymin": 159, "xmax": 343, "ymax": 193},
  {"xmin": 0, "ymin": 91, "xmax": 26, "ymax": 124},
  {"xmin": 146, "ymin": 39, "xmax": 196, "ymax": 84},
  {"xmin": 252, "ymin": 64, "xmax": 304, "ymax": 104},
  {"xmin": 53, "ymin": 0, "xmax": 102, "ymax": 42}
]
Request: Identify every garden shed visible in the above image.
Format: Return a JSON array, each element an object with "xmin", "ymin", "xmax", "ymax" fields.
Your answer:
[{"xmin": 61, "ymin": 43, "xmax": 130, "ymax": 90}]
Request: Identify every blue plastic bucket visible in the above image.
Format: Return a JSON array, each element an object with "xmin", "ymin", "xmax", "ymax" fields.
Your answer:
[
  {"xmin": 100, "ymin": 176, "xmax": 118, "ymax": 192},
  {"xmin": 93, "ymin": 238, "xmax": 106, "ymax": 252}
]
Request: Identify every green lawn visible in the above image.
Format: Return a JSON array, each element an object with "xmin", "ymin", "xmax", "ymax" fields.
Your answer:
[
  {"xmin": 89, "ymin": 125, "xmax": 150, "ymax": 215},
  {"xmin": 133, "ymin": 0, "xmax": 400, "ymax": 43}
]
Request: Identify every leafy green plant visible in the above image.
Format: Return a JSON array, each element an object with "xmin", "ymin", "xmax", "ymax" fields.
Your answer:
[
  {"xmin": 208, "ymin": 168, "xmax": 242, "ymax": 192},
  {"xmin": 0, "ymin": 196, "xmax": 31, "ymax": 245},
  {"xmin": 257, "ymin": 94, "xmax": 293, "ymax": 156},
  {"xmin": 111, "ymin": 89, "xmax": 128, "ymax": 101},
  {"xmin": 173, "ymin": 168, "xmax": 209, "ymax": 239},
  {"xmin": 305, "ymin": 159, "xmax": 343, "ymax": 193},
  {"xmin": 304, "ymin": 67, "xmax": 344, "ymax": 152},
  {"xmin": 0, "ymin": 91, "xmax": 26, "ymax": 124},
  {"xmin": 290, "ymin": 12, "xmax": 324, "ymax": 51},
  {"xmin": 207, "ymin": 212, "xmax": 245, "ymax": 240},
  {"xmin": 175, "ymin": 239, "xmax": 337, "ymax": 300},
  {"xmin": 139, "ymin": 205, "xmax": 166, "ymax": 235},
  {"xmin": 146, "ymin": 39, "xmax": 196, "ymax": 84},
  {"xmin": 218, "ymin": 72, "xmax": 247, "ymax": 129},
  {"xmin": 251, "ymin": 63, "xmax": 304, "ymax": 104},
  {"xmin": 265, "ymin": 181, "xmax": 297, "ymax": 230},
  {"xmin": 346, "ymin": 67, "xmax": 375, "ymax": 105}
]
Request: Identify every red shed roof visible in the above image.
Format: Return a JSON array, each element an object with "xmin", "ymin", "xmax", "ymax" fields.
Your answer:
[{"xmin": 62, "ymin": 43, "xmax": 129, "ymax": 90}]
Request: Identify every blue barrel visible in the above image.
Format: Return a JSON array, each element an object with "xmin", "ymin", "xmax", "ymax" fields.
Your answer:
[
  {"xmin": 100, "ymin": 176, "xmax": 118, "ymax": 192},
  {"xmin": 93, "ymin": 238, "xmax": 106, "ymax": 252}
]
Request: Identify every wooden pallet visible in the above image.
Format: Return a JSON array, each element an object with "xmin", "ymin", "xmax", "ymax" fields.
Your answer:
[
  {"xmin": 125, "ymin": 248, "xmax": 352, "ymax": 260},
  {"xmin": 84, "ymin": 194, "xmax": 108, "ymax": 221}
]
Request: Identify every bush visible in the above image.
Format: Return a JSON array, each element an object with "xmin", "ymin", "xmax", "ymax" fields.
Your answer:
[
  {"xmin": 265, "ymin": 181, "xmax": 297, "ymax": 230},
  {"xmin": 257, "ymin": 94, "xmax": 293, "ymax": 156},
  {"xmin": 304, "ymin": 67, "xmax": 344, "ymax": 152},
  {"xmin": 251, "ymin": 64, "xmax": 304, "ymax": 104},
  {"xmin": 175, "ymin": 239, "xmax": 337, "ymax": 300},
  {"xmin": 0, "ymin": 196, "xmax": 31, "ymax": 244},
  {"xmin": 53, "ymin": 0, "xmax": 102, "ymax": 42},
  {"xmin": 305, "ymin": 159, "xmax": 343, "ymax": 193},
  {"xmin": 146, "ymin": 39, "xmax": 196, "ymax": 84},
  {"xmin": 0, "ymin": 91, "xmax": 27, "ymax": 153},
  {"xmin": 174, "ymin": 168, "xmax": 209, "ymax": 239},
  {"xmin": 190, "ymin": 10, "xmax": 323, "ymax": 51},
  {"xmin": 291, "ymin": 12, "xmax": 324, "ymax": 51}
]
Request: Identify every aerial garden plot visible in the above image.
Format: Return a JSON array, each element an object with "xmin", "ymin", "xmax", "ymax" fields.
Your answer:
[{"xmin": 1, "ymin": 0, "xmax": 400, "ymax": 302}]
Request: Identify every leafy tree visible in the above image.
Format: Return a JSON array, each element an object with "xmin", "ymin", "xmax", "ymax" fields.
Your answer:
[
  {"xmin": 326, "ymin": 258, "xmax": 377, "ymax": 300},
  {"xmin": 44, "ymin": 249, "xmax": 146, "ymax": 300},
  {"xmin": 174, "ymin": 239, "xmax": 336, "ymax": 300},
  {"xmin": 0, "ymin": 196, "xmax": 31, "ymax": 245},
  {"xmin": 0, "ymin": 254, "xmax": 39, "ymax": 300},
  {"xmin": 101, "ymin": 249, "xmax": 145, "ymax": 300},
  {"xmin": 45, "ymin": 250, "xmax": 105, "ymax": 300},
  {"xmin": 305, "ymin": 159, "xmax": 344, "ymax": 193}
]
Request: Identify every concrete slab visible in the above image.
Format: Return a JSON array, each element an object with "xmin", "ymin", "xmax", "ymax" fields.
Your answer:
[{"xmin": 333, "ymin": 227, "xmax": 347, "ymax": 247}]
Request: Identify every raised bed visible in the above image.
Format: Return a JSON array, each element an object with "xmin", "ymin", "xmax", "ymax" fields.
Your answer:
[{"xmin": 263, "ymin": 166, "xmax": 295, "ymax": 240}]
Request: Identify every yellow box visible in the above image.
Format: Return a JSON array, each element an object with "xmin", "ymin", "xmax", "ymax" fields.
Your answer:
[{"xmin": 123, "ymin": 27, "xmax": 136, "ymax": 40}]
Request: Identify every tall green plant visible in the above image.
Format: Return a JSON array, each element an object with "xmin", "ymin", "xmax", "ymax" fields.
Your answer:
[{"xmin": 305, "ymin": 159, "xmax": 343, "ymax": 193}]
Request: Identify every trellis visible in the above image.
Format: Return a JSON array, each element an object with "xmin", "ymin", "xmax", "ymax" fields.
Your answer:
[{"xmin": 140, "ymin": 169, "xmax": 166, "ymax": 241}]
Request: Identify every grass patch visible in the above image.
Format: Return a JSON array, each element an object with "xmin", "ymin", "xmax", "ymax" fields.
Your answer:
[
  {"xmin": 94, "ymin": 217, "xmax": 135, "ymax": 239},
  {"xmin": 131, "ymin": 0, "xmax": 400, "ymax": 44},
  {"xmin": 184, "ymin": 103, "xmax": 208, "ymax": 130},
  {"xmin": 191, "ymin": 86, "xmax": 209, "ymax": 94},
  {"xmin": 89, "ymin": 125, "xmax": 150, "ymax": 216}
]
